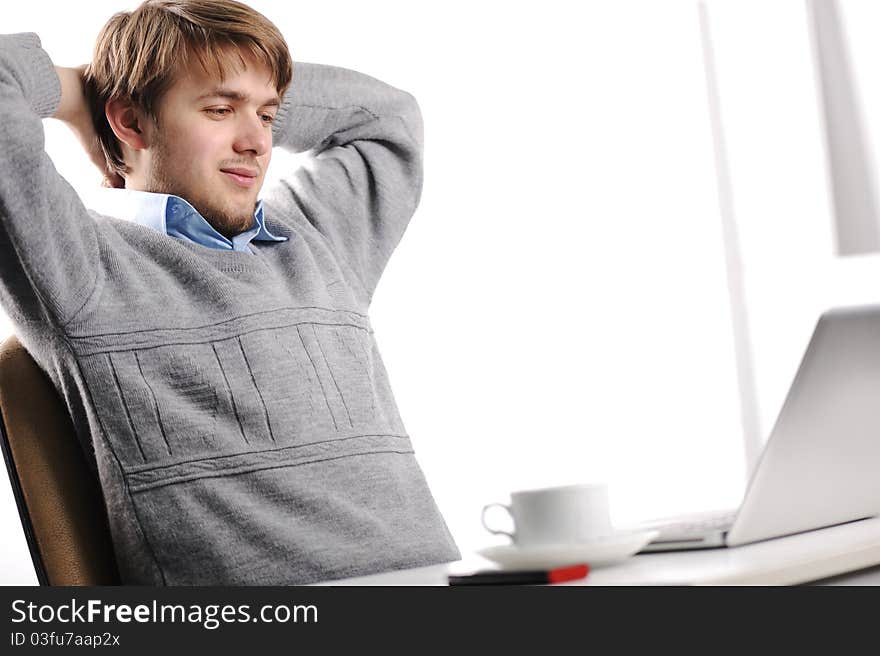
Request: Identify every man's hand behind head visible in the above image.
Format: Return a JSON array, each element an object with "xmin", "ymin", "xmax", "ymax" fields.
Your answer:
[{"xmin": 53, "ymin": 65, "xmax": 125, "ymax": 189}]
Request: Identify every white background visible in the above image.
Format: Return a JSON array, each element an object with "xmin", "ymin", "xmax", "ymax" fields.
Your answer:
[{"xmin": 2, "ymin": 0, "xmax": 874, "ymax": 585}]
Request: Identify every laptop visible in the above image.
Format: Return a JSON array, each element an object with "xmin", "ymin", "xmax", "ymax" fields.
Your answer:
[{"xmin": 638, "ymin": 304, "xmax": 880, "ymax": 552}]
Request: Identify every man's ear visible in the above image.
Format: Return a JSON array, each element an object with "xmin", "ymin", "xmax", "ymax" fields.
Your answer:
[{"xmin": 105, "ymin": 97, "xmax": 150, "ymax": 151}]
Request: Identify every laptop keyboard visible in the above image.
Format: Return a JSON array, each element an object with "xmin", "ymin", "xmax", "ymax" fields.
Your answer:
[{"xmin": 648, "ymin": 510, "xmax": 737, "ymax": 540}]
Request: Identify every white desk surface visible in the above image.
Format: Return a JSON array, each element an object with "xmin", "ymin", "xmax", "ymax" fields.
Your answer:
[{"xmin": 315, "ymin": 516, "xmax": 880, "ymax": 586}]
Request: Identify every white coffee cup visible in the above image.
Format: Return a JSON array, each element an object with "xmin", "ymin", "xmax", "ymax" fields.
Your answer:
[{"xmin": 480, "ymin": 483, "xmax": 614, "ymax": 547}]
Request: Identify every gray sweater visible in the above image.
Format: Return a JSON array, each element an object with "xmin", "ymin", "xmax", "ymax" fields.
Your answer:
[{"xmin": 0, "ymin": 32, "xmax": 460, "ymax": 585}]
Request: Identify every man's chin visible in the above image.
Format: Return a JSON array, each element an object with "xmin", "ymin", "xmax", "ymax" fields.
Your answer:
[{"xmin": 199, "ymin": 206, "xmax": 258, "ymax": 237}]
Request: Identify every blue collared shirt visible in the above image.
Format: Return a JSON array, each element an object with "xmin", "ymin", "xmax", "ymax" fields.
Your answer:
[{"xmin": 86, "ymin": 188, "xmax": 288, "ymax": 253}]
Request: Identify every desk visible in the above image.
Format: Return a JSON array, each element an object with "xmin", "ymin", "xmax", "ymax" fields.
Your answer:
[{"xmin": 315, "ymin": 516, "xmax": 880, "ymax": 585}]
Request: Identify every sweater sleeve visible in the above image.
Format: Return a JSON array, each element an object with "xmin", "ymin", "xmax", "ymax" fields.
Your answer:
[
  {"xmin": 0, "ymin": 33, "xmax": 101, "ymax": 329},
  {"xmin": 267, "ymin": 61, "xmax": 424, "ymax": 306}
]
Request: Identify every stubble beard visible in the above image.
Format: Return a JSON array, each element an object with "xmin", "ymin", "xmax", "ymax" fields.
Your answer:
[{"xmin": 144, "ymin": 136, "xmax": 258, "ymax": 239}]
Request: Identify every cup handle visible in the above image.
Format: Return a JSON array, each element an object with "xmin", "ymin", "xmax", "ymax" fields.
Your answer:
[{"xmin": 481, "ymin": 502, "xmax": 515, "ymax": 541}]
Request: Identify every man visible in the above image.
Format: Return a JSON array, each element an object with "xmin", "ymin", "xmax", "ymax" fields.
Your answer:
[{"xmin": 0, "ymin": 0, "xmax": 460, "ymax": 584}]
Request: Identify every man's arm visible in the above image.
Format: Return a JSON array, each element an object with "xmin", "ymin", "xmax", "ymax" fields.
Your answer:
[
  {"xmin": 0, "ymin": 33, "xmax": 103, "ymax": 329},
  {"xmin": 53, "ymin": 65, "xmax": 124, "ymax": 189},
  {"xmin": 267, "ymin": 62, "xmax": 424, "ymax": 308}
]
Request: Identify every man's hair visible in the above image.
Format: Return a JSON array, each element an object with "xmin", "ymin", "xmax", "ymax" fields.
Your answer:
[{"xmin": 84, "ymin": 0, "xmax": 293, "ymax": 181}]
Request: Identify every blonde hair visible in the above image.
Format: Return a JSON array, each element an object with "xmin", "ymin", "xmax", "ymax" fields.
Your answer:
[{"xmin": 84, "ymin": 0, "xmax": 293, "ymax": 180}]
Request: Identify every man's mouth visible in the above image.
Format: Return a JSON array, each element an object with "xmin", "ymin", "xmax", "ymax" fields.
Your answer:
[{"xmin": 221, "ymin": 168, "xmax": 259, "ymax": 188}]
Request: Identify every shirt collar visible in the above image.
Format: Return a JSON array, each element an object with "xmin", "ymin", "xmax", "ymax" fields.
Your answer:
[{"xmin": 85, "ymin": 188, "xmax": 287, "ymax": 253}]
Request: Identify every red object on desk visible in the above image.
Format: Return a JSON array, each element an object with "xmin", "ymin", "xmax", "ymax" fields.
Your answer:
[
  {"xmin": 447, "ymin": 563, "xmax": 590, "ymax": 586},
  {"xmin": 548, "ymin": 563, "xmax": 590, "ymax": 584}
]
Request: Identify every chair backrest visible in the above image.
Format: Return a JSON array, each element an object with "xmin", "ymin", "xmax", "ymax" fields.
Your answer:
[{"xmin": 0, "ymin": 335, "xmax": 120, "ymax": 585}]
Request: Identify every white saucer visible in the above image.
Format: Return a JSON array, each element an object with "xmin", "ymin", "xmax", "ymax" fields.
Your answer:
[{"xmin": 475, "ymin": 529, "xmax": 660, "ymax": 570}]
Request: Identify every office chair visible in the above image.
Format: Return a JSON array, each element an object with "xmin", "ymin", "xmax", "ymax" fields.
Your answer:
[{"xmin": 0, "ymin": 335, "xmax": 120, "ymax": 585}]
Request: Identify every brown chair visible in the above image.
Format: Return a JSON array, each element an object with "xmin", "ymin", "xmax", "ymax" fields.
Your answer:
[{"xmin": 0, "ymin": 335, "xmax": 120, "ymax": 585}]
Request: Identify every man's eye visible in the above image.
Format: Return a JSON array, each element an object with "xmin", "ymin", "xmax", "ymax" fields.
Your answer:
[
  {"xmin": 261, "ymin": 114, "xmax": 275, "ymax": 124},
  {"xmin": 207, "ymin": 108, "xmax": 231, "ymax": 116}
]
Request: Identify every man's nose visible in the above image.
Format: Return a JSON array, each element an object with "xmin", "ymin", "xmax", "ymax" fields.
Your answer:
[{"xmin": 233, "ymin": 115, "xmax": 271, "ymax": 156}]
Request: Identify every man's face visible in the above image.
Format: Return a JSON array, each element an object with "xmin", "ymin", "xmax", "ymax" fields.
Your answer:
[{"xmin": 142, "ymin": 53, "xmax": 280, "ymax": 238}]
